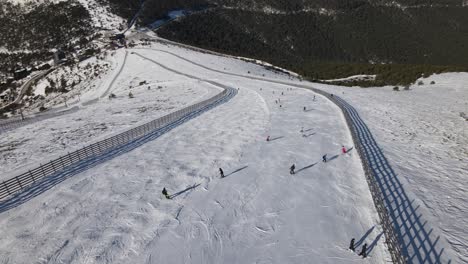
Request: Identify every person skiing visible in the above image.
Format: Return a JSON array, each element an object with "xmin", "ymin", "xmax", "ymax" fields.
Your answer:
[
  {"xmin": 313, "ymin": 95, "xmax": 316, "ymax": 101},
  {"xmin": 290, "ymin": 164, "xmax": 296, "ymax": 174},
  {"xmin": 342, "ymin": 146, "xmax": 347, "ymax": 154},
  {"xmin": 266, "ymin": 136, "xmax": 270, "ymax": 141},
  {"xmin": 303, "ymin": 106, "xmax": 306, "ymax": 111},
  {"xmin": 219, "ymin": 168, "xmax": 224, "ymax": 178},
  {"xmin": 349, "ymin": 238, "xmax": 355, "ymax": 251},
  {"xmin": 358, "ymin": 243, "xmax": 367, "ymax": 258},
  {"xmin": 322, "ymin": 154, "xmax": 327, "ymax": 163},
  {"xmin": 162, "ymin": 187, "xmax": 170, "ymax": 199}
]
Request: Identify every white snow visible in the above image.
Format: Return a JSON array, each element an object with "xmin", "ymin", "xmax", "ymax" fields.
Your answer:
[
  {"xmin": 322, "ymin": 75, "xmax": 377, "ymax": 83},
  {"xmin": 33, "ymin": 79, "xmax": 49, "ymax": 96},
  {"xmin": 0, "ymin": 50, "xmax": 219, "ymax": 179},
  {"xmin": 5, "ymin": 0, "xmax": 124, "ymax": 31},
  {"xmin": 0, "ymin": 43, "xmax": 389, "ymax": 263},
  {"xmin": 311, "ymin": 74, "xmax": 468, "ymax": 263}
]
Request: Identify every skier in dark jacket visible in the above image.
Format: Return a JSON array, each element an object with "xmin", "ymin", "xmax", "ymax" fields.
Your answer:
[
  {"xmin": 322, "ymin": 154, "xmax": 327, "ymax": 163},
  {"xmin": 290, "ymin": 164, "xmax": 296, "ymax": 174},
  {"xmin": 162, "ymin": 187, "xmax": 170, "ymax": 199},
  {"xmin": 219, "ymin": 168, "xmax": 224, "ymax": 178}
]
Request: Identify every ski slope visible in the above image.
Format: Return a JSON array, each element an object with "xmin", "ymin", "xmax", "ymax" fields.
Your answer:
[
  {"xmin": 313, "ymin": 78, "xmax": 468, "ymax": 263},
  {"xmin": 0, "ymin": 44, "xmax": 389, "ymax": 263},
  {"xmin": 0, "ymin": 51, "xmax": 219, "ymax": 179}
]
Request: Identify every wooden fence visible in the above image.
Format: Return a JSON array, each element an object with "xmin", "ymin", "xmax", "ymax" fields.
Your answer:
[
  {"xmin": 310, "ymin": 89, "xmax": 406, "ymax": 264},
  {"xmin": 0, "ymin": 87, "xmax": 235, "ymax": 201}
]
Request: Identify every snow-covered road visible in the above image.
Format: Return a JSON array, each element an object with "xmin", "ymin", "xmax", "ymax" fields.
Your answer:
[{"xmin": 0, "ymin": 45, "xmax": 388, "ymax": 263}]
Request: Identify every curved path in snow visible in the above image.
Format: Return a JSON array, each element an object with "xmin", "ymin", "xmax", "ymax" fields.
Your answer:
[
  {"xmin": 0, "ymin": 48, "xmax": 388, "ymax": 264},
  {"xmin": 147, "ymin": 48, "xmax": 447, "ymax": 263},
  {"xmin": 0, "ymin": 51, "xmax": 129, "ymax": 135},
  {"xmin": 0, "ymin": 53, "xmax": 237, "ymax": 211}
]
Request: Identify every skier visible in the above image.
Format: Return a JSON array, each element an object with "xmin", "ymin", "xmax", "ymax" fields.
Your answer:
[
  {"xmin": 349, "ymin": 238, "xmax": 355, "ymax": 251},
  {"xmin": 281, "ymin": 92, "xmax": 284, "ymax": 95},
  {"xmin": 219, "ymin": 168, "xmax": 224, "ymax": 178},
  {"xmin": 313, "ymin": 95, "xmax": 316, "ymax": 101},
  {"xmin": 303, "ymin": 106, "xmax": 306, "ymax": 111},
  {"xmin": 358, "ymin": 243, "xmax": 367, "ymax": 258},
  {"xmin": 342, "ymin": 146, "xmax": 347, "ymax": 154},
  {"xmin": 290, "ymin": 164, "xmax": 296, "ymax": 174},
  {"xmin": 162, "ymin": 187, "xmax": 170, "ymax": 199},
  {"xmin": 322, "ymin": 154, "xmax": 327, "ymax": 163},
  {"xmin": 266, "ymin": 136, "xmax": 270, "ymax": 141},
  {"xmin": 300, "ymin": 127, "xmax": 304, "ymax": 133}
]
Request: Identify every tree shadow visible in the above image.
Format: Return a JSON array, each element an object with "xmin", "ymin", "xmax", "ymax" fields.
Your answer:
[
  {"xmin": 295, "ymin": 162, "xmax": 318, "ymax": 173},
  {"xmin": 223, "ymin": 166, "xmax": 249, "ymax": 178},
  {"xmin": 169, "ymin": 183, "xmax": 201, "ymax": 199}
]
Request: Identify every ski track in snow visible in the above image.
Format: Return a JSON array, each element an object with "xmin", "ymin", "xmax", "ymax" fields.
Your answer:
[
  {"xmin": 0, "ymin": 52, "xmax": 219, "ymax": 180},
  {"xmin": 2, "ymin": 40, "xmax": 464, "ymax": 263},
  {"xmin": 311, "ymin": 77, "xmax": 468, "ymax": 263},
  {"xmin": 137, "ymin": 45, "xmax": 468, "ymax": 263}
]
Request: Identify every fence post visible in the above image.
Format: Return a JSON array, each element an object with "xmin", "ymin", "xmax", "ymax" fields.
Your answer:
[
  {"xmin": 59, "ymin": 156, "xmax": 65, "ymax": 169},
  {"xmin": 50, "ymin": 160, "xmax": 56, "ymax": 172},
  {"xmin": 3, "ymin": 181, "xmax": 10, "ymax": 195},
  {"xmin": 29, "ymin": 170, "xmax": 35, "ymax": 182},
  {"xmin": 40, "ymin": 163, "xmax": 46, "ymax": 177},
  {"xmin": 16, "ymin": 177, "xmax": 23, "ymax": 188}
]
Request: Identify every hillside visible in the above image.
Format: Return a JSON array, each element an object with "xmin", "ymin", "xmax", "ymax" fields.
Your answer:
[{"xmin": 155, "ymin": 2, "xmax": 468, "ymax": 85}]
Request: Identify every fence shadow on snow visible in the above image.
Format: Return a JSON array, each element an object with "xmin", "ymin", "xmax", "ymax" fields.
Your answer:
[
  {"xmin": 0, "ymin": 87, "xmax": 237, "ymax": 214},
  {"xmin": 321, "ymin": 91, "xmax": 449, "ymax": 264}
]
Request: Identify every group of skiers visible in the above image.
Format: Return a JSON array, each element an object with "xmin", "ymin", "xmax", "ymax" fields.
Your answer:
[
  {"xmin": 162, "ymin": 88, "xmax": 349, "ymax": 199},
  {"xmin": 349, "ymin": 238, "xmax": 368, "ymax": 258},
  {"xmin": 288, "ymin": 146, "xmax": 347, "ymax": 175}
]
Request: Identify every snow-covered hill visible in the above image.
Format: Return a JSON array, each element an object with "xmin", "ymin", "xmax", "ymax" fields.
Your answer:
[
  {"xmin": 313, "ymin": 76, "xmax": 468, "ymax": 263},
  {"xmin": 0, "ymin": 41, "xmax": 390, "ymax": 263},
  {"xmin": 0, "ymin": 37, "xmax": 466, "ymax": 263}
]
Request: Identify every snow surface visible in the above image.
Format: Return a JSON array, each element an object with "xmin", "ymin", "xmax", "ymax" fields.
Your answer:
[
  {"xmin": 5, "ymin": 0, "xmax": 124, "ymax": 30},
  {"xmin": 0, "ymin": 43, "xmax": 389, "ymax": 263},
  {"xmin": 311, "ymin": 75, "xmax": 468, "ymax": 263},
  {"xmin": 322, "ymin": 75, "xmax": 377, "ymax": 83},
  {"xmin": 0, "ymin": 51, "xmax": 219, "ymax": 180}
]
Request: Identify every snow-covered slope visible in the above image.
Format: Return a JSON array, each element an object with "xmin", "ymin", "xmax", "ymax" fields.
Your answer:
[
  {"xmin": 312, "ymin": 75, "xmax": 468, "ymax": 263},
  {"xmin": 0, "ymin": 50, "xmax": 219, "ymax": 179},
  {"xmin": 0, "ymin": 43, "xmax": 389, "ymax": 263},
  {"xmin": 5, "ymin": 0, "xmax": 124, "ymax": 30}
]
